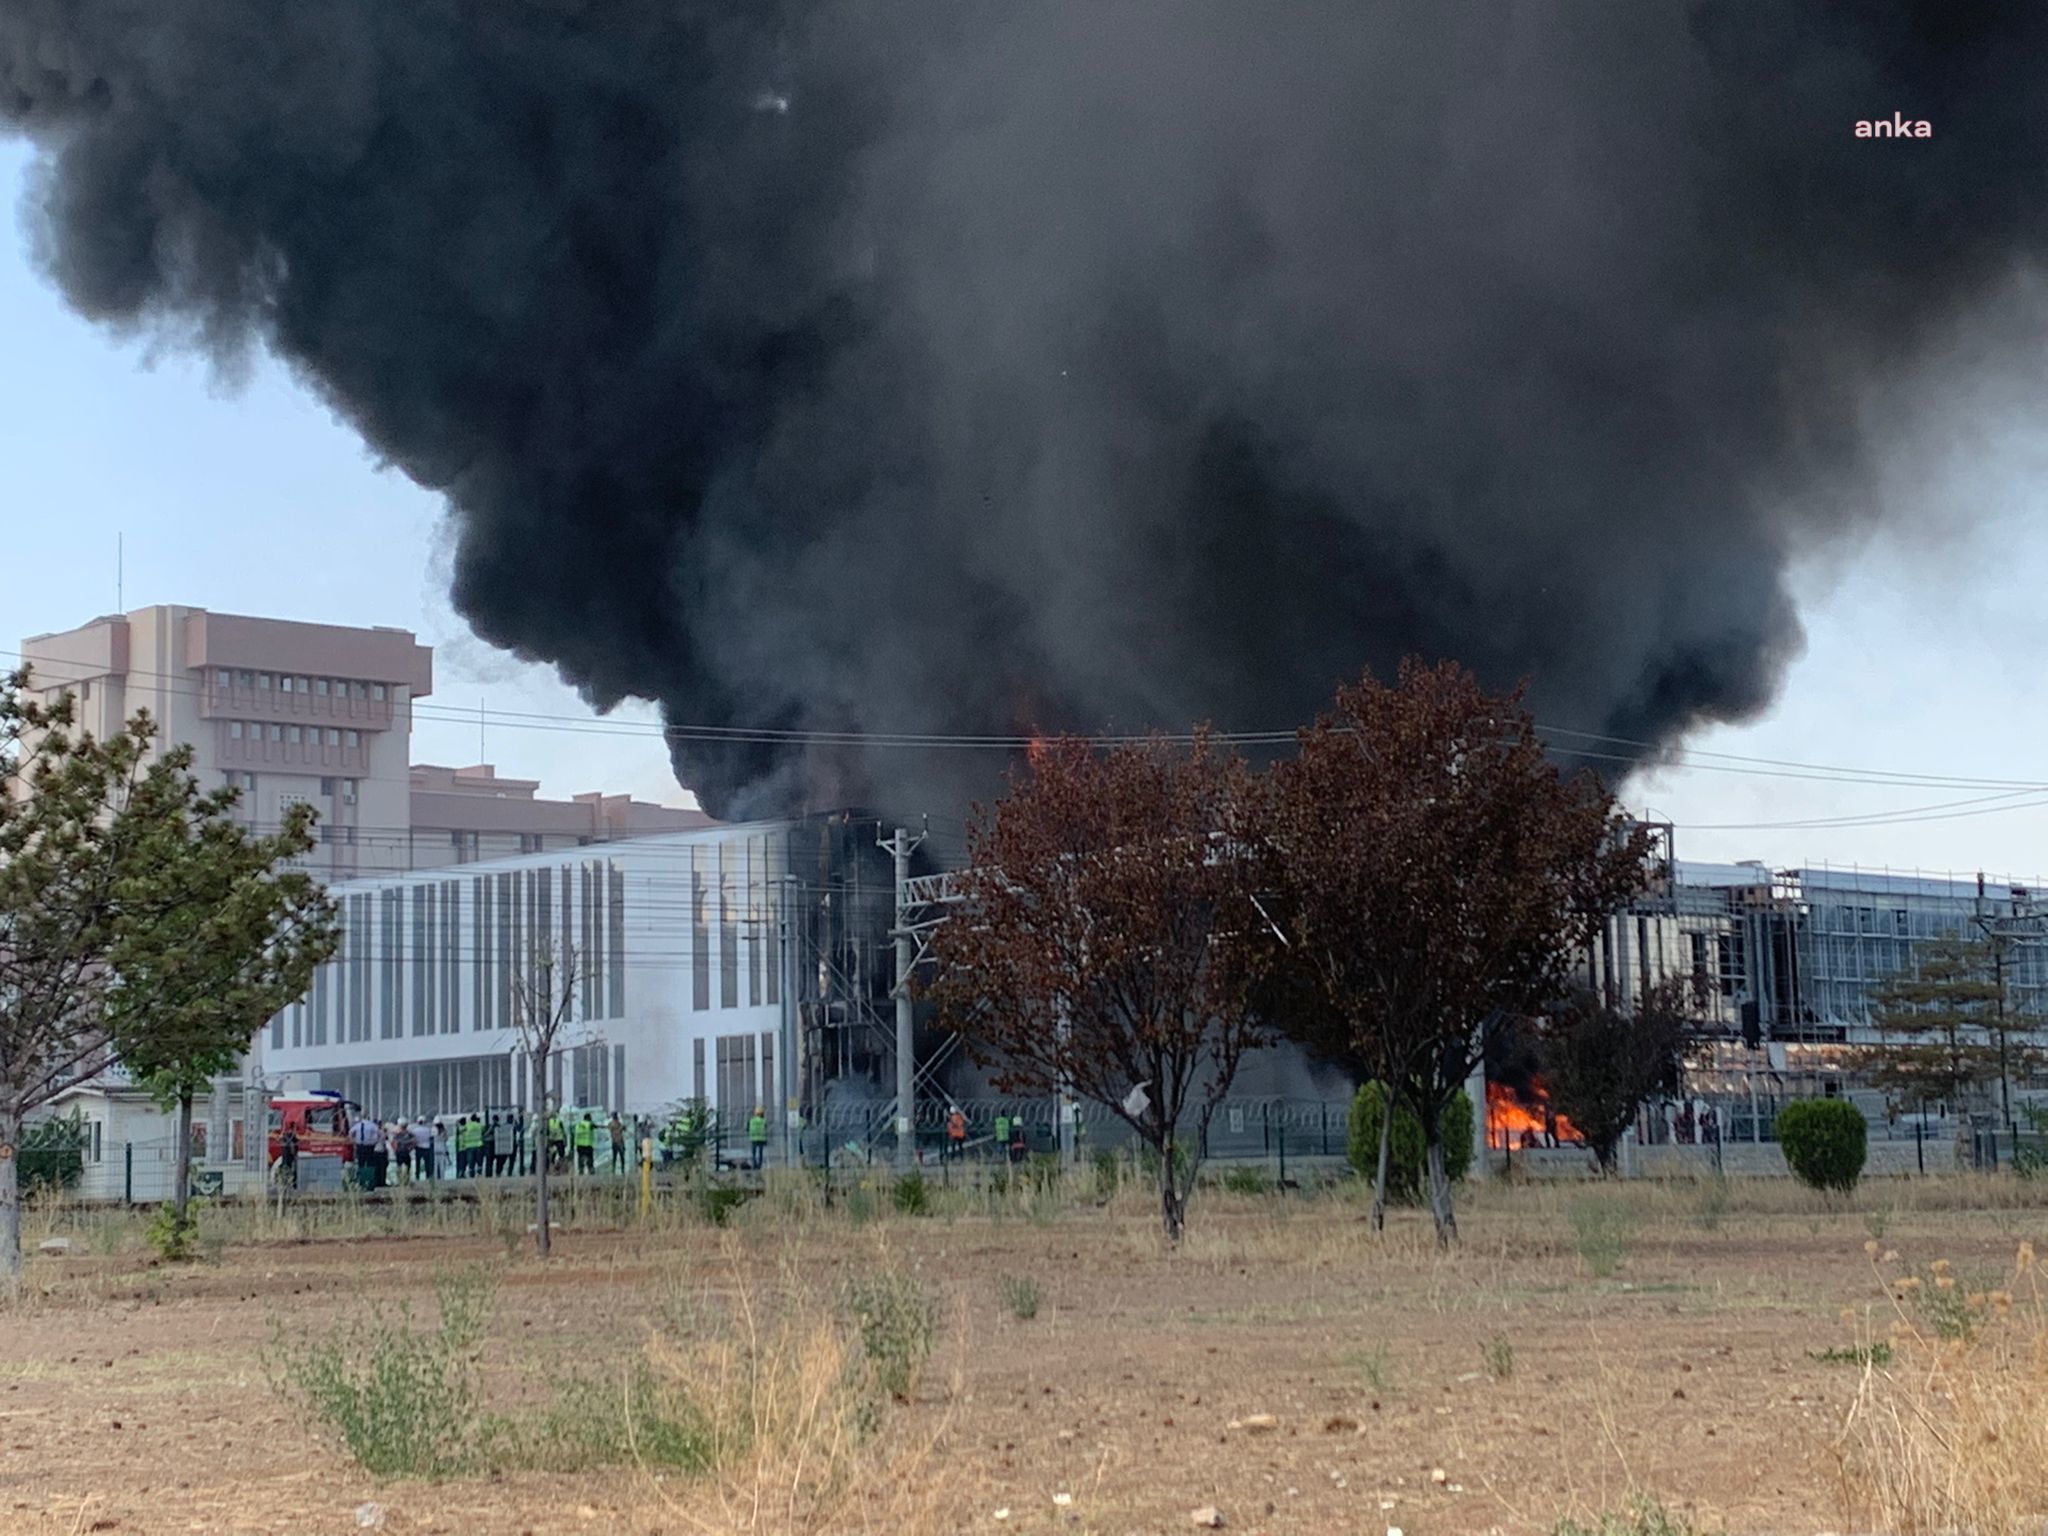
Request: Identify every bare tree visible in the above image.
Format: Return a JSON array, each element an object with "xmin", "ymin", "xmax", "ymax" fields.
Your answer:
[{"xmin": 509, "ymin": 940, "xmax": 583, "ymax": 1258}]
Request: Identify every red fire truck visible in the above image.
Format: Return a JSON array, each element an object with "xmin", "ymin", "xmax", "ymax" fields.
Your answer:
[{"xmin": 267, "ymin": 1089, "xmax": 355, "ymax": 1166}]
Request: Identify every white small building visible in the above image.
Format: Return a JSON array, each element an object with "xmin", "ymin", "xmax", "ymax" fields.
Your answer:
[{"xmin": 39, "ymin": 1081, "xmax": 261, "ymax": 1202}]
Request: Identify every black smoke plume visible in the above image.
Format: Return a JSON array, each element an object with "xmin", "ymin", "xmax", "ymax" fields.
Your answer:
[{"xmin": 6, "ymin": 3, "xmax": 2044, "ymax": 818}]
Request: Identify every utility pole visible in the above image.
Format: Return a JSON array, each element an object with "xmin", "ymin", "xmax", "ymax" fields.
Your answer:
[
  {"xmin": 885, "ymin": 826, "xmax": 924, "ymax": 1170},
  {"xmin": 1975, "ymin": 897, "xmax": 2027, "ymax": 1138},
  {"xmin": 778, "ymin": 871, "xmax": 801, "ymax": 1167}
]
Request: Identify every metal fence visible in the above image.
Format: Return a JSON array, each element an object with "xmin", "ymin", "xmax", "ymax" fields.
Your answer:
[{"xmin": 793, "ymin": 1095, "xmax": 1355, "ymax": 1173}]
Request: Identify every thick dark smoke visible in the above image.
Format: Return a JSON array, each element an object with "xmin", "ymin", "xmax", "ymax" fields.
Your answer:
[{"xmin": 6, "ymin": 4, "xmax": 2045, "ymax": 818}]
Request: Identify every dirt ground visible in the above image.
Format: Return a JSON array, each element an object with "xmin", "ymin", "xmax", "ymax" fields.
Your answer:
[{"xmin": 1, "ymin": 1174, "xmax": 2036, "ymax": 1535}]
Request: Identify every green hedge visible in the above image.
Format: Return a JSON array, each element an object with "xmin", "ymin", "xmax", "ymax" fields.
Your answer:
[
  {"xmin": 20, "ymin": 1115, "xmax": 85, "ymax": 1194},
  {"xmin": 1775, "ymin": 1098, "xmax": 1867, "ymax": 1194},
  {"xmin": 1347, "ymin": 1082, "xmax": 1472, "ymax": 1199}
]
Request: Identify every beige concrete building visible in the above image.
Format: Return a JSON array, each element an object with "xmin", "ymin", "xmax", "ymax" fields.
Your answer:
[
  {"xmin": 21, "ymin": 605, "xmax": 709, "ymax": 878},
  {"xmin": 23, "ymin": 606, "xmax": 431, "ymax": 879},
  {"xmin": 408, "ymin": 762, "xmax": 711, "ymax": 870}
]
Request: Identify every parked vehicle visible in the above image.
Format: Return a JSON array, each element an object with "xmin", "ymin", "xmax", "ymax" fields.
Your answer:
[{"xmin": 267, "ymin": 1090, "xmax": 353, "ymax": 1166}]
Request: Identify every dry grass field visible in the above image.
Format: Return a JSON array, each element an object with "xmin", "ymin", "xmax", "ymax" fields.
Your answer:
[{"xmin": 3, "ymin": 1169, "xmax": 2045, "ymax": 1535}]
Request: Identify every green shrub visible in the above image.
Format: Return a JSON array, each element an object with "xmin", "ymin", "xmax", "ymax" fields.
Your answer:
[
  {"xmin": 1811, "ymin": 1342, "xmax": 1894, "ymax": 1367},
  {"xmin": 999, "ymin": 1274, "xmax": 1041, "ymax": 1321},
  {"xmin": 1554, "ymin": 1497, "xmax": 1718, "ymax": 1536},
  {"xmin": 839, "ymin": 1266, "xmax": 937, "ymax": 1401},
  {"xmin": 697, "ymin": 1184, "xmax": 747, "ymax": 1226},
  {"xmin": 1776, "ymin": 1099, "xmax": 1867, "ymax": 1194},
  {"xmin": 267, "ymin": 1268, "xmax": 496, "ymax": 1478},
  {"xmin": 1091, "ymin": 1150, "xmax": 1120, "ymax": 1201},
  {"xmin": 527, "ymin": 1360, "xmax": 710, "ymax": 1473},
  {"xmin": 145, "ymin": 1201, "xmax": 201, "ymax": 1262},
  {"xmin": 1481, "ymin": 1333, "xmax": 1514, "ymax": 1380},
  {"xmin": 1347, "ymin": 1083, "xmax": 1472, "ymax": 1199},
  {"xmin": 843, "ymin": 1184, "xmax": 876, "ymax": 1225},
  {"xmin": 1567, "ymin": 1196, "xmax": 1636, "ymax": 1278},
  {"xmin": 1691, "ymin": 1176, "xmax": 1730, "ymax": 1233},
  {"xmin": 20, "ymin": 1114, "xmax": 85, "ymax": 1193},
  {"xmin": 891, "ymin": 1171, "xmax": 930, "ymax": 1216},
  {"xmin": 1220, "ymin": 1166, "xmax": 1271, "ymax": 1196},
  {"xmin": 1135, "ymin": 1140, "xmax": 1193, "ymax": 1188}
]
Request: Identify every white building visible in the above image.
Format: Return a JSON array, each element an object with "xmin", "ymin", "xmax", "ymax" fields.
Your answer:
[{"xmin": 258, "ymin": 823, "xmax": 814, "ymax": 1127}]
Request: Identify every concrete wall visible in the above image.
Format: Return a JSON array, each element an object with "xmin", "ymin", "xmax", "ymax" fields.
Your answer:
[{"xmin": 1492, "ymin": 1135, "xmax": 1961, "ymax": 1180}]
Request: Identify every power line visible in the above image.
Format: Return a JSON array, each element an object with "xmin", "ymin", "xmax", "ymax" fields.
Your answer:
[{"xmin": 18, "ymin": 646, "xmax": 2048, "ymax": 838}]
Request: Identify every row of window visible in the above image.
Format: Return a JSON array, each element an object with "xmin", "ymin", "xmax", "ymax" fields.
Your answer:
[
  {"xmin": 213, "ymin": 668, "xmax": 390, "ymax": 701},
  {"xmin": 274, "ymin": 862, "xmax": 631, "ymax": 1051},
  {"xmin": 227, "ymin": 720, "xmax": 363, "ymax": 748}
]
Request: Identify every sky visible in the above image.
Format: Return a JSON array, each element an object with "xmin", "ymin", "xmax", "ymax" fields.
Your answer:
[{"xmin": 8, "ymin": 137, "xmax": 2048, "ymax": 880}]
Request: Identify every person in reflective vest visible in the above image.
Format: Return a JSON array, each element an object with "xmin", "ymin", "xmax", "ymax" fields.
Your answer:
[
  {"xmin": 574, "ymin": 1113, "xmax": 596, "ymax": 1174},
  {"xmin": 748, "ymin": 1108, "xmax": 768, "ymax": 1170},
  {"xmin": 993, "ymin": 1113, "xmax": 1011, "ymax": 1164},
  {"xmin": 946, "ymin": 1105, "xmax": 967, "ymax": 1162},
  {"xmin": 547, "ymin": 1113, "xmax": 566, "ymax": 1173}
]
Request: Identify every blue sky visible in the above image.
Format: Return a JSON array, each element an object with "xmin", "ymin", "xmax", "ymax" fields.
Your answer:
[{"xmin": 8, "ymin": 137, "xmax": 2048, "ymax": 877}]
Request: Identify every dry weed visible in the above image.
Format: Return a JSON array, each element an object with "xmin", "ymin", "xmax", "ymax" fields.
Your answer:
[
  {"xmin": 1833, "ymin": 1240, "xmax": 2048, "ymax": 1535},
  {"xmin": 634, "ymin": 1238, "xmax": 959, "ymax": 1534}
]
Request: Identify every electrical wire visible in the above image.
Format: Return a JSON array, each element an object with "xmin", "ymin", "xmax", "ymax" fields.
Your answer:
[{"xmin": 15, "ymin": 645, "xmax": 2048, "ymax": 834}]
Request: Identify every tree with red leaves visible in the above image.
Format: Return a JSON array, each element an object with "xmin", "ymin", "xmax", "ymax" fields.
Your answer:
[
  {"xmin": 924, "ymin": 731, "xmax": 1276, "ymax": 1242},
  {"xmin": 1264, "ymin": 660, "xmax": 1653, "ymax": 1244},
  {"xmin": 1540, "ymin": 982, "xmax": 1694, "ymax": 1175}
]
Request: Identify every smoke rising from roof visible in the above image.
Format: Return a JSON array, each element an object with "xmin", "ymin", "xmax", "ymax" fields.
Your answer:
[{"xmin": 5, "ymin": 3, "xmax": 2043, "ymax": 818}]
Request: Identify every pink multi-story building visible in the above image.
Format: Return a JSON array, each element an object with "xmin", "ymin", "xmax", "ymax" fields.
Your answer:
[{"xmin": 20, "ymin": 605, "xmax": 709, "ymax": 879}]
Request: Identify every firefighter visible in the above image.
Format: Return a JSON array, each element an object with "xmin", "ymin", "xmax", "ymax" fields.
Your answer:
[
  {"xmin": 946, "ymin": 1104, "xmax": 967, "ymax": 1162},
  {"xmin": 748, "ymin": 1106, "xmax": 768, "ymax": 1170},
  {"xmin": 277, "ymin": 1125, "xmax": 299, "ymax": 1190},
  {"xmin": 1008, "ymin": 1116, "xmax": 1028, "ymax": 1166},
  {"xmin": 608, "ymin": 1110, "xmax": 627, "ymax": 1175},
  {"xmin": 574, "ymin": 1112, "xmax": 596, "ymax": 1174}
]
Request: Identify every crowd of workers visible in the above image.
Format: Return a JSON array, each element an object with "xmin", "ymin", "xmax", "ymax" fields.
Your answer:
[{"xmin": 274, "ymin": 1101, "xmax": 1048, "ymax": 1189}]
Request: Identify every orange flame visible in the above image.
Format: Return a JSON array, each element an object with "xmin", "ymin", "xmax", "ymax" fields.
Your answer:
[
  {"xmin": 1486, "ymin": 1079, "xmax": 1580, "ymax": 1148},
  {"xmin": 1026, "ymin": 731, "xmax": 1049, "ymax": 768}
]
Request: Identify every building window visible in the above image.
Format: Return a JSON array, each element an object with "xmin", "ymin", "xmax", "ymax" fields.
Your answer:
[
  {"xmin": 315, "ymin": 678, "xmax": 329, "ymax": 696},
  {"xmin": 258, "ymin": 673, "xmax": 271, "ymax": 689},
  {"xmin": 345, "ymin": 730, "xmax": 360, "ymax": 747},
  {"xmin": 372, "ymin": 683, "xmax": 387, "ymax": 701},
  {"xmin": 279, "ymin": 675, "xmax": 293, "ymax": 693},
  {"xmin": 353, "ymin": 681, "xmax": 367, "ymax": 699},
  {"xmin": 269, "ymin": 724, "xmax": 282, "ymax": 742},
  {"xmin": 288, "ymin": 726, "xmax": 302, "ymax": 744},
  {"xmin": 229, "ymin": 721, "xmax": 243, "ymax": 740},
  {"xmin": 320, "ymin": 777, "xmax": 336, "ymax": 795},
  {"xmin": 216, "ymin": 669, "xmax": 230, "ymax": 688},
  {"xmin": 322, "ymin": 728, "xmax": 336, "ymax": 745}
]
